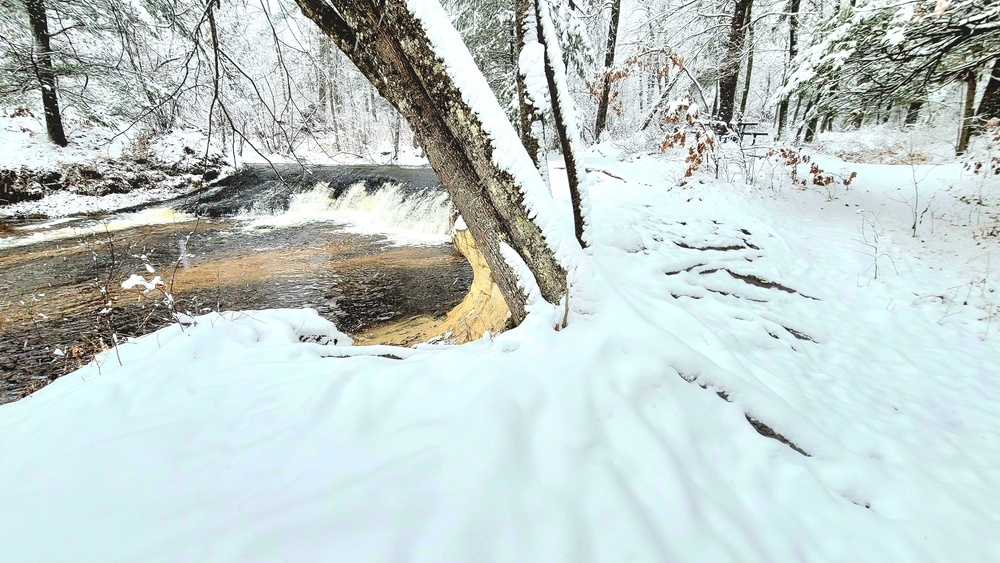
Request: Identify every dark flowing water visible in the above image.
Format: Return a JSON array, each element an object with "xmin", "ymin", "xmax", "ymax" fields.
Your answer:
[{"xmin": 0, "ymin": 165, "xmax": 471, "ymax": 404}]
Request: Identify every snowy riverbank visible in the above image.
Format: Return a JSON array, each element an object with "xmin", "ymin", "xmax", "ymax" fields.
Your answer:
[{"xmin": 0, "ymin": 112, "xmax": 227, "ymax": 216}]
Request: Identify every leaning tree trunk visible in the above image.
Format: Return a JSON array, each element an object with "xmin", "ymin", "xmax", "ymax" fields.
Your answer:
[
  {"xmin": 803, "ymin": 113, "xmax": 819, "ymax": 142},
  {"xmin": 293, "ymin": 0, "xmax": 569, "ymax": 323},
  {"xmin": 24, "ymin": 0, "xmax": 67, "ymax": 147},
  {"xmin": 717, "ymin": 0, "xmax": 753, "ymax": 125},
  {"xmin": 640, "ymin": 71, "xmax": 682, "ymax": 130},
  {"xmin": 775, "ymin": 0, "xmax": 801, "ymax": 139},
  {"xmin": 594, "ymin": 0, "xmax": 621, "ymax": 139}
]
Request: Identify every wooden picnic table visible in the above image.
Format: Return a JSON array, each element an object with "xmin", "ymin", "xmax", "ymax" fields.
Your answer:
[{"xmin": 734, "ymin": 121, "xmax": 769, "ymax": 144}]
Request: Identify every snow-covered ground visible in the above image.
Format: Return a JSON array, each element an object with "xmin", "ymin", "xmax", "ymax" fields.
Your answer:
[
  {"xmin": 1, "ymin": 139, "xmax": 998, "ymax": 561},
  {"xmin": 0, "ymin": 111, "xmax": 130, "ymax": 170},
  {"xmin": 0, "ymin": 114, "xmax": 230, "ymax": 220},
  {"xmin": 236, "ymin": 134, "xmax": 430, "ymax": 167}
]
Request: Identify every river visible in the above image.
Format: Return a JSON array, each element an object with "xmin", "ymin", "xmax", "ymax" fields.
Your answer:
[{"xmin": 0, "ymin": 165, "xmax": 471, "ymax": 404}]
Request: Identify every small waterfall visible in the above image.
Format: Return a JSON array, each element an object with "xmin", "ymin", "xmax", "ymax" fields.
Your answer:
[
  {"xmin": 242, "ymin": 180, "xmax": 454, "ymax": 244},
  {"xmin": 1, "ymin": 165, "xmax": 454, "ymax": 248},
  {"xmin": 325, "ymin": 181, "xmax": 453, "ymax": 241}
]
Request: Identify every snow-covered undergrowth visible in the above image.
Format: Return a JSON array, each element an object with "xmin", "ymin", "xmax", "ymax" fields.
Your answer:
[
  {"xmin": 0, "ymin": 111, "xmax": 221, "ymax": 172},
  {"xmin": 1, "ymin": 146, "xmax": 998, "ymax": 561}
]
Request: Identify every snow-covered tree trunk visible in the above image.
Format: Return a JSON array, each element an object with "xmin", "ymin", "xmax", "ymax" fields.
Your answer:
[
  {"xmin": 739, "ymin": 21, "xmax": 754, "ymax": 116},
  {"xmin": 293, "ymin": 0, "xmax": 575, "ymax": 323},
  {"xmin": 318, "ymin": 33, "xmax": 332, "ymax": 127},
  {"xmin": 24, "ymin": 0, "xmax": 67, "ymax": 147},
  {"xmin": 535, "ymin": 0, "xmax": 590, "ymax": 248},
  {"xmin": 514, "ymin": 0, "xmax": 543, "ymax": 168}
]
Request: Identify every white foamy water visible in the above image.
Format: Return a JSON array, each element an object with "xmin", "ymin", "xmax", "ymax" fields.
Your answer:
[
  {"xmin": 0, "ymin": 207, "xmax": 195, "ymax": 250},
  {"xmin": 242, "ymin": 181, "xmax": 454, "ymax": 245},
  {"xmin": 2, "ymin": 180, "xmax": 453, "ymax": 250}
]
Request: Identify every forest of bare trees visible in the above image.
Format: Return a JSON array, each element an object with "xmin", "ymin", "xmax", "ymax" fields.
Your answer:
[{"xmin": 5, "ymin": 0, "xmax": 998, "ymax": 155}]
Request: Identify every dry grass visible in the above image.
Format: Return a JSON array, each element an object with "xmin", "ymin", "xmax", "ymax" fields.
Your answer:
[{"xmin": 15, "ymin": 379, "xmax": 49, "ymax": 400}]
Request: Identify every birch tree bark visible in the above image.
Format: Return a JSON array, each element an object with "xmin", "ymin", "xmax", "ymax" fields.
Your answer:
[{"xmin": 957, "ymin": 70, "xmax": 978, "ymax": 155}]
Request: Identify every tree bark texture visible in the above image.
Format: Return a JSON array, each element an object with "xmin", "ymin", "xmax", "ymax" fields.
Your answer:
[
  {"xmin": 803, "ymin": 114, "xmax": 819, "ymax": 142},
  {"xmin": 594, "ymin": 0, "xmax": 621, "ymax": 139},
  {"xmin": 717, "ymin": 0, "xmax": 753, "ymax": 125},
  {"xmin": 293, "ymin": 0, "xmax": 568, "ymax": 323},
  {"xmin": 24, "ymin": 0, "xmax": 68, "ymax": 147},
  {"xmin": 775, "ymin": 0, "xmax": 801, "ymax": 139},
  {"xmin": 318, "ymin": 34, "xmax": 331, "ymax": 126}
]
